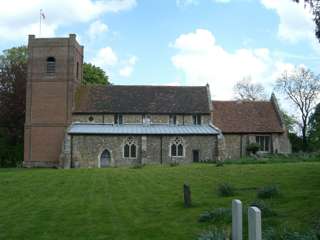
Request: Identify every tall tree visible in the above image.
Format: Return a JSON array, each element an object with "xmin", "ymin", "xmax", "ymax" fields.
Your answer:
[
  {"xmin": 0, "ymin": 46, "xmax": 27, "ymax": 144},
  {"xmin": 83, "ymin": 63, "xmax": 110, "ymax": 85},
  {"xmin": 233, "ymin": 77, "xmax": 267, "ymax": 101},
  {"xmin": 293, "ymin": 0, "xmax": 320, "ymax": 42},
  {"xmin": 308, "ymin": 102, "xmax": 320, "ymax": 150},
  {"xmin": 275, "ymin": 66, "xmax": 320, "ymax": 150}
]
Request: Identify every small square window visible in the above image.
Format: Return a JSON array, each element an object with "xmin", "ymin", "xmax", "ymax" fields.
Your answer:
[
  {"xmin": 114, "ymin": 114, "xmax": 123, "ymax": 124},
  {"xmin": 192, "ymin": 114, "xmax": 201, "ymax": 125},
  {"xmin": 170, "ymin": 115, "xmax": 177, "ymax": 125}
]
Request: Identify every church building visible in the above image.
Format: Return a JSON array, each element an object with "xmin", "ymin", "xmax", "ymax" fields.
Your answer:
[{"xmin": 23, "ymin": 34, "xmax": 291, "ymax": 168}]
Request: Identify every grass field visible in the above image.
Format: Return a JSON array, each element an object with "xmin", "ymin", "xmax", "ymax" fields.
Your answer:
[{"xmin": 0, "ymin": 162, "xmax": 319, "ymax": 239}]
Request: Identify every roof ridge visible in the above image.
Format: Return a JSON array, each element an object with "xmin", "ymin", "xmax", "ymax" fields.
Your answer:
[
  {"xmin": 212, "ymin": 100, "xmax": 271, "ymax": 103},
  {"xmin": 80, "ymin": 84, "xmax": 207, "ymax": 88}
]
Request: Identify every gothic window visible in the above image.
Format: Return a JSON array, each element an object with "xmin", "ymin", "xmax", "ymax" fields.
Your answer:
[
  {"xmin": 123, "ymin": 137, "xmax": 137, "ymax": 158},
  {"xmin": 131, "ymin": 144, "xmax": 136, "ymax": 158},
  {"xmin": 178, "ymin": 144, "xmax": 183, "ymax": 156},
  {"xmin": 76, "ymin": 62, "xmax": 79, "ymax": 79},
  {"xmin": 124, "ymin": 144, "xmax": 130, "ymax": 157},
  {"xmin": 170, "ymin": 137, "xmax": 184, "ymax": 157},
  {"xmin": 171, "ymin": 144, "xmax": 176, "ymax": 156},
  {"xmin": 46, "ymin": 57, "xmax": 56, "ymax": 74}
]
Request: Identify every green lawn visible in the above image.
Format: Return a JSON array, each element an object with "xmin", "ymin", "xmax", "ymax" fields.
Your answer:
[{"xmin": 0, "ymin": 162, "xmax": 319, "ymax": 240}]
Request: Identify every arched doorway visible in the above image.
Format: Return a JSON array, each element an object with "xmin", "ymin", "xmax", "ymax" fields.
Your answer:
[{"xmin": 100, "ymin": 149, "xmax": 111, "ymax": 168}]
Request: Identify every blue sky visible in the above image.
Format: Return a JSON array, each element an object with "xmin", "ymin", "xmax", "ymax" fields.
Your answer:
[{"xmin": 0, "ymin": 0, "xmax": 319, "ymax": 101}]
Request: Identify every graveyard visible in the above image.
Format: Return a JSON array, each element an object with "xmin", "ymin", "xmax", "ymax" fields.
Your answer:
[{"xmin": 0, "ymin": 161, "xmax": 319, "ymax": 239}]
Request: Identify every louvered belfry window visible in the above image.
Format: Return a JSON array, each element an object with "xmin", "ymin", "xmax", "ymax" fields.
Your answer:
[{"xmin": 46, "ymin": 57, "xmax": 56, "ymax": 74}]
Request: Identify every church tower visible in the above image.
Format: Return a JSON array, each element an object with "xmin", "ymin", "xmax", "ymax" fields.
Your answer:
[{"xmin": 24, "ymin": 34, "xmax": 83, "ymax": 167}]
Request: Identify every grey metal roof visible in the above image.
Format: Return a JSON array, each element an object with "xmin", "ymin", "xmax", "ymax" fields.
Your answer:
[{"xmin": 68, "ymin": 123, "xmax": 219, "ymax": 135}]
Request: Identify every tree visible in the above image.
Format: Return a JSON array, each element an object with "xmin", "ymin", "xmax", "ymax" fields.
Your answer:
[
  {"xmin": 281, "ymin": 110, "xmax": 297, "ymax": 133},
  {"xmin": 233, "ymin": 77, "xmax": 267, "ymax": 101},
  {"xmin": 308, "ymin": 103, "xmax": 320, "ymax": 150},
  {"xmin": 0, "ymin": 46, "xmax": 27, "ymax": 167},
  {"xmin": 293, "ymin": 0, "xmax": 320, "ymax": 42},
  {"xmin": 0, "ymin": 46, "xmax": 27, "ymax": 144},
  {"xmin": 275, "ymin": 66, "xmax": 320, "ymax": 150},
  {"xmin": 83, "ymin": 63, "xmax": 110, "ymax": 85}
]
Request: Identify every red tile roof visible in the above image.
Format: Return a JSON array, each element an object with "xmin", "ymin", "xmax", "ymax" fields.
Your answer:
[{"xmin": 212, "ymin": 101, "xmax": 284, "ymax": 133}]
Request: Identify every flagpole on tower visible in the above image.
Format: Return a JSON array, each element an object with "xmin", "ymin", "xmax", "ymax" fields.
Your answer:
[
  {"xmin": 39, "ymin": 9, "xmax": 45, "ymax": 37},
  {"xmin": 39, "ymin": 9, "xmax": 42, "ymax": 37}
]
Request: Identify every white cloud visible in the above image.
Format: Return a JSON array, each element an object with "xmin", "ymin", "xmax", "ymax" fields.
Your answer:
[
  {"xmin": 119, "ymin": 56, "xmax": 137, "ymax": 77},
  {"xmin": 91, "ymin": 48, "xmax": 137, "ymax": 78},
  {"xmin": 261, "ymin": 0, "xmax": 319, "ymax": 51},
  {"xmin": 92, "ymin": 47, "xmax": 118, "ymax": 72},
  {"xmin": 87, "ymin": 20, "xmax": 108, "ymax": 40},
  {"xmin": 0, "ymin": 0, "xmax": 136, "ymax": 41},
  {"xmin": 171, "ymin": 29, "xmax": 293, "ymax": 100}
]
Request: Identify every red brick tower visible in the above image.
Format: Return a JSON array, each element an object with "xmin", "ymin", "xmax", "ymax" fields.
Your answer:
[{"xmin": 24, "ymin": 34, "xmax": 83, "ymax": 167}]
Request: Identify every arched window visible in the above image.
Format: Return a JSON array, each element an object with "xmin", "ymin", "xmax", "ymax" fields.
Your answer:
[
  {"xmin": 131, "ymin": 144, "xmax": 136, "ymax": 158},
  {"xmin": 123, "ymin": 137, "xmax": 137, "ymax": 158},
  {"xmin": 124, "ymin": 144, "xmax": 130, "ymax": 158},
  {"xmin": 171, "ymin": 144, "xmax": 176, "ymax": 156},
  {"xmin": 178, "ymin": 144, "xmax": 183, "ymax": 156},
  {"xmin": 46, "ymin": 57, "xmax": 56, "ymax": 74},
  {"xmin": 170, "ymin": 137, "xmax": 184, "ymax": 157},
  {"xmin": 76, "ymin": 62, "xmax": 79, "ymax": 79}
]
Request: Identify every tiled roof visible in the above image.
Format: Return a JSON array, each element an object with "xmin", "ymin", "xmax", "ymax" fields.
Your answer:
[
  {"xmin": 68, "ymin": 123, "xmax": 219, "ymax": 135},
  {"xmin": 74, "ymin": 85, "xmax": 211, "ymax": 114},
  {"xmin": 211, "ymin": 101, "xmax": 284, "ymax": 133}
]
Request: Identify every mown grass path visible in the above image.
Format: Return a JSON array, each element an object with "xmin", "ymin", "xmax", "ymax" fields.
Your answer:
[{"xmin": 0, "ymin": 163, "xmax": 319, "ymax": 239}]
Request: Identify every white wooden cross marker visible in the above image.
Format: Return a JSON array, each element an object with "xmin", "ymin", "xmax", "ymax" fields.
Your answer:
[
  {"xmin": 248, "ymin": 206, "xmax": 262, "ymax": 240},
  {"xmin": 232, "ymin": 199, "xmax": 242, "ymax": 240}
]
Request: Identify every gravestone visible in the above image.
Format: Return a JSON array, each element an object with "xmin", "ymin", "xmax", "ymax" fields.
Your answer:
[
  {"xmin": 232, "ymin": 199, "xmax": 243, "ymax": 240},
  {"xmin": 183, "ymin": 184, "xmax": 191, "ymax": 208},
  {"xmin": 248, "ymin": 207, "xmax": 262, "ymax": 240}
]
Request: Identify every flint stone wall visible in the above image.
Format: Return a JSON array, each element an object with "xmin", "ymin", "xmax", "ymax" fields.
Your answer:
[{"xmin": 70, "ymin": 134, "xmax": 218, "ymax": 167}]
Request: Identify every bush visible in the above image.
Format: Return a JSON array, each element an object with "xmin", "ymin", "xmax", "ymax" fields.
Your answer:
[
  {"xmin": 313, "ymin": 218, "xmax": 320, "ymax": 239},
  {"xmin": 263, "ymin": 227, "xmax": 278, "ymax": 240},
  {"xmin": 198, "ymin": 208, "xmax": 231, "ymax": 223},
  {"xmin": 250, "ymin": 200, "xmax": 276, "ymax": 217},
  {"xmin": 246, "ymin": 143, "xmax": 261, "ymax": 154},
  {"xmin": 198, "ymin": 211, "xmax": 213, "ymax": 223},
  {"xmin": 257, "ymin": 185, "xmax": 280, "ymax": 199},
  {"xmin": 216, "ymin": 161, "xmax": 224, "ymax": 167},
  {"xmin": 262, "ymin": 227, "xmax": 318, "ymax": 240},
  {"xmin": 217, "ymin": 183, "xmax": 235, "ymax": 197},
  {"xmin": 211, "ymin": 208, "xmax": 231, "ymax": 223},
  {"xmin": 280, "ymin": 230, "xmax": 318, "ymax": 240},
  {"xmin": 170, "ymin": 162, "xmax": 179, "ymax": 167},
  {"xmin": 197, "ymin": 227, "xmax": 228, "ymax": 240},
  {"xmin": 0, "ymin": 136, "xmax": 23, "ymax": 168},
  {"xmin": 131, "ymin": 163, "xmax": 144, "ymax": 169}
]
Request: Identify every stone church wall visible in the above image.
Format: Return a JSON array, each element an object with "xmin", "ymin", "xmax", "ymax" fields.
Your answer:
[
  {"xmin": 69, "ymin": 134, "xmax": 218, "ymax": 168},
  {"xmin": 222, "ymin": 133, "xmax": 292, "ymax": 160}
]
